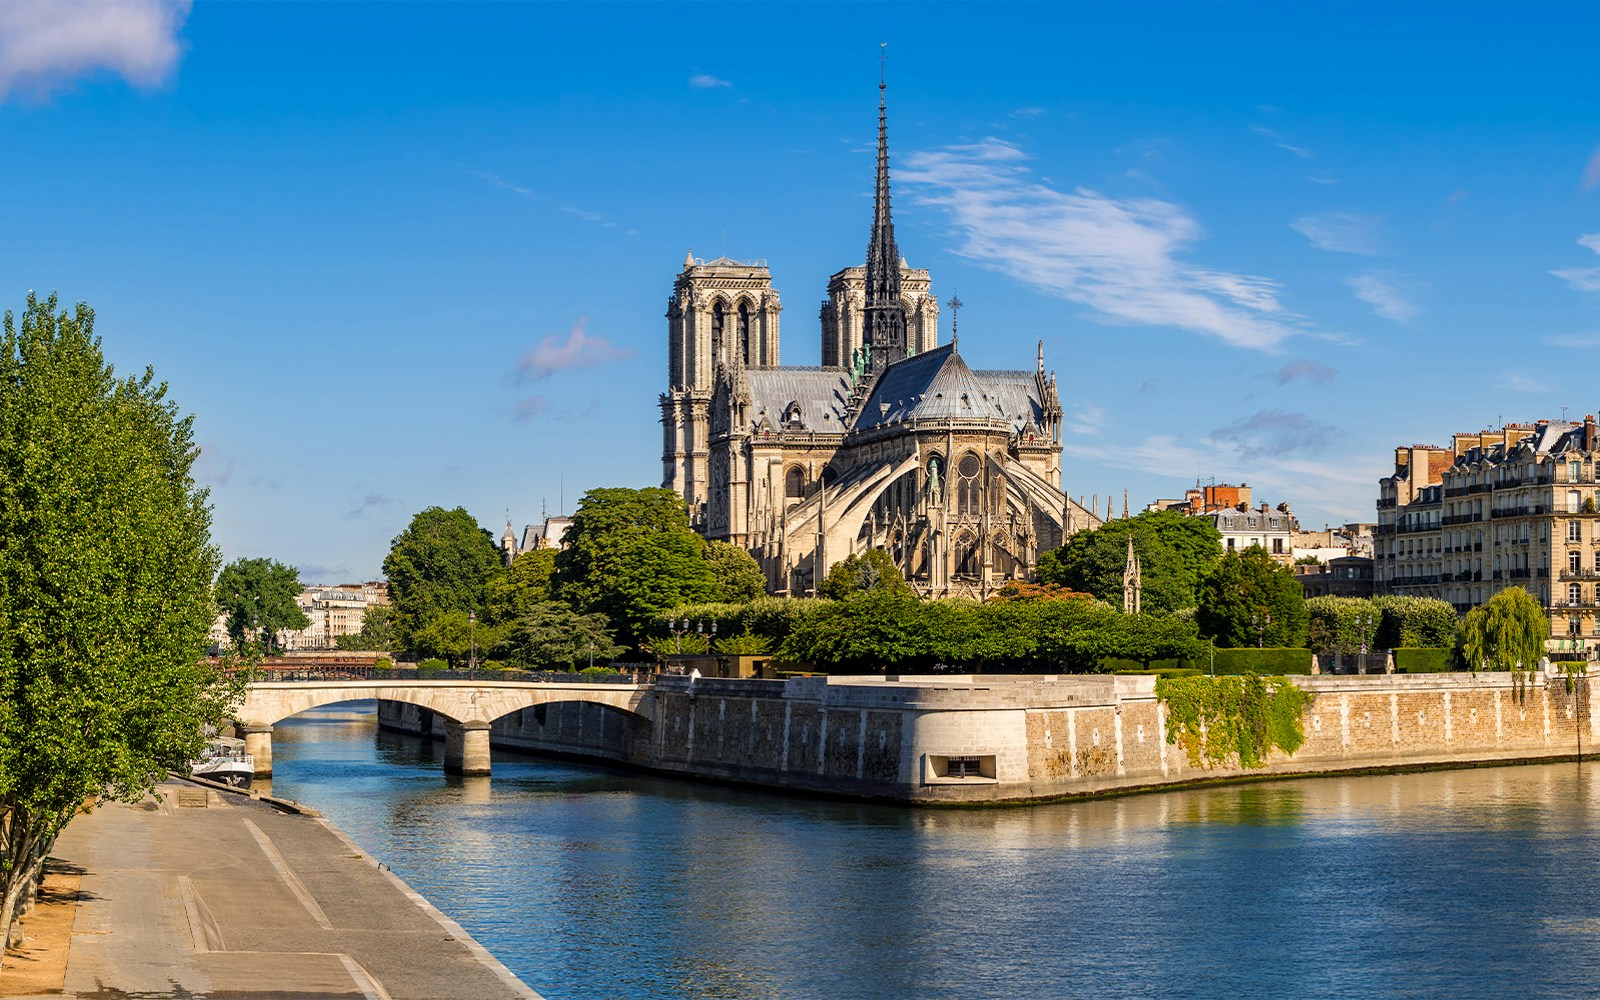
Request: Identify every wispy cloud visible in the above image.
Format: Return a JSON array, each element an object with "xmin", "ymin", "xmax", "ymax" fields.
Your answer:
[
  {"xmin": 689, "ymin": 73, "xmax": 731, "ymax": 90},
  {"xmin": 468, "ymin": 169, "xmax": 631, "ymax": 233},
  {"xmin": 1276, "ymin": 360, "xmax": 1337, "ymax": 385},
  {"xmin": 296, "ymin": 563, "xmax": 349, "ymax": 585},
  {"xmin": 1068, "ymin": 403, "xmax": 1105, "ymax": 436},
  {"xmin": 1553, "ymin": 233, "xmax": 1600, "ymax": 292},
  {"xmin": 344, "ymin": 493, "xmax": 395, "ymax": 521},
  {"xmin": 1010, "ymin": 106, "xmax": 1045, "ymax": 119},
  {"xmin": 1252, "ymin": 125, "xmax": 1314, "ymax": 160},
  {"xmin": 1502, "ymin": 373, "xmax": 1544, "ymax": 393},
  {"xmin": 1290, "ymin": 211, "xmax": 1383, "ymax": 255},
  {"xmin": 1545, "ymin": 333, "xmax": 1600, "ymax": 348},
  {"xmin": 899, "ymin": 138, "xmax": 1300, "ymax": 351},
  {"xmin": 1585, "ymin": 149, "xmax": 1600, "ymax": 192},
  {"xmin": 515, "ymin": 319, "xmax": 633, "ymax": 383},
  {"xmin": 1347, "ymin": 272, "xmax": 1418, "ymax": 323},
  {"xmin": 515, "ymin": 395, "xmax": 553, "ymax": 421},
  {"xmin": 1210, "ymin": 410, "xmax": 1341, "ymax": 460},
  {"xmin": 0, "ymin": 0, "xmax": 190, "ymax": 101}
]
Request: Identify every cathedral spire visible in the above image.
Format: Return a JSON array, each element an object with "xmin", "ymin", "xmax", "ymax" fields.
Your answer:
[{"xmin": 864, "ymin": 44, "xmax": 907, "ymax": 374}]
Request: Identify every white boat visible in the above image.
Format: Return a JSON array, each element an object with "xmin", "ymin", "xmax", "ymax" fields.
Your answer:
[{"xmin": 189, "ymin": 736, "xmax": 254, "ymax": 789}]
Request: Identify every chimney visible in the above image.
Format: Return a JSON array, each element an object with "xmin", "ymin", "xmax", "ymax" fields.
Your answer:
[{"xmin": 1587, "ymin": 414, "xmax": 1596, "ymax": 452}]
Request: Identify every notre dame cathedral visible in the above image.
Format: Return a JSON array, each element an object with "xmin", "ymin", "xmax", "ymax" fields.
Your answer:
[{"xmin": 660, "ymin": 79, "xmax": 1101, "ymax": 598}]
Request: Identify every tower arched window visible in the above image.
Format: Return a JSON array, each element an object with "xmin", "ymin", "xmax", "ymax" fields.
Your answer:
[
  {"xmin": 954, "ymin": 531, "xmax": 980, "ymax": 579},
  {"xmin": 785, "ymin": 467, "xmax": 805, "ymax": 500},
  {"xmin": 711, "ymin": 301, "xmax": 726, "ymax": 365},
  {"xmin": 738, "ymin": 301, "xmax": 752, "ymax": 365},
  {"xmin": 957, "ymin": 453, "xmax": 982, "ymax": 516}
]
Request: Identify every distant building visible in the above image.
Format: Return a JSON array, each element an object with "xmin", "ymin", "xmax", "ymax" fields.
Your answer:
[
  {"xmin": 1148, "ymin": 483, "xmax": 1299, "ymax": 563},
  {"xmin": 1376, "ymin": 416, "xmax": 1600, "ymax": 657},
  {"xmin": 1293, "ymin": 522, "xmax": 1376, "ymax": 563},
  {"xmin": 276, "ymin": 581, "xmax": 390, "ymax": 651},
  {"xmin": 1296, "ymin": 556, "xmax": 1375, "ymax": 599},
  {"xmin": 502, "ymin": 514, "xmax": 575, "ymax": 564}
]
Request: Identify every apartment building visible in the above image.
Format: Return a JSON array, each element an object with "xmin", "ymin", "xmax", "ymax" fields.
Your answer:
[{"xmin": 1376, "ymin": 417, "xmax": 1600, "ymax": 655}]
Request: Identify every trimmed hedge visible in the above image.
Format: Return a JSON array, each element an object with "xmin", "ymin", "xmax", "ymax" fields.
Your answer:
[
  {"xmin": 1394, "ymin": 647, "xmax": 1454, "ymax": 673},
  {"xmin": 1210, "ymin": 647, "xmax": 1314, "ymax": 675}
]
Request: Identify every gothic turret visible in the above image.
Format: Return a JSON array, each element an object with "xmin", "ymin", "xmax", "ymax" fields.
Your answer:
[{"xmin": 863, "ymin": 67, "xmax": 907, "ymax": 374}]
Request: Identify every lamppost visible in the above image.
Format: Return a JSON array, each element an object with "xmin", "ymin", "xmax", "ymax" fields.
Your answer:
[
  {"xmin": 468, "ymin": 610, "xmax": 477, "ymax": 671},
  {"xmin": 1252, "ymin": 609, "xmax": 1271, "ymax": 649},
  {"xmin": 669, "ymin": 619, "xmax": 690, "ymax": 655},
  {"xmin": 588, "ymin": 639, "xmax": 596, "ymax": 670},
  {"xmin": 1356, "ymin": 612, "xmax": 1374, "ymax": 675}
]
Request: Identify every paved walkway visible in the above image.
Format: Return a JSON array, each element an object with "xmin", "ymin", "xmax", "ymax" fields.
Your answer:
[{"xmin": 13, "ymin": 778, "xmax": 542, "ymax": 1000}]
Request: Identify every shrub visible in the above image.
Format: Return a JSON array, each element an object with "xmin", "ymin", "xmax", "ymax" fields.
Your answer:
[
  {"xmin": 579, "ymin": 665, "xmax": 619, "ymax": 676},
  {"xmin": 1210, "ymin": 647, "xmax": 1313, "ymax": 675},
  {"xmin": 374, "ymin": 656, "xmax": 393, "ymax": 673},
  {"xmin": 1394, "ymin": 647, "xmax": 1454, "ymax": 673},
  {"xmin": 417, "ymin": 657, "xmax": 448, "ymax": 673}
]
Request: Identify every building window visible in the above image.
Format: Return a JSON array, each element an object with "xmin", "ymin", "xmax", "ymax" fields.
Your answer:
[
  {"xmin": 1273, "ymin": 538, "xmax": 1284, "ymax": 554},
  {"xmin": 1571, "ymin": 521, "xmax": 1583, "ymax": 542},
  {"xmin": 784, "ymin": 466, "xmax": 804, "ymax": 500},
  {"xmin": 1571, "ymin": 583, "xmax": 1584, "ymax": 605},
  {"xmin": 1572, "ymin": 551, "xmax": 1584, "ymax": 573},
  {"xmin": 711, "ymin": 301, "xmax": 725, "ymax": 364},
  {"xmin": 737, "ymin": 301, "xmax": 752, "ymax": 365},
  {"xmin": 1572, "ymin": 462, "xmax": 1584, "ymax": 481},
  {"xmin": 956, "ymin": 453, "xmax": 982, "ymax": 516},
  {"xmin": 1571, "ymin": 490, "xmax": 1583, "ymax": 514}
]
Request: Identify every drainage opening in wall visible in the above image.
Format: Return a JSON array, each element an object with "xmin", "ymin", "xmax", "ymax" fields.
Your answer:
[{"xmin": 923, "ymin": 753, "xmax": 997, "ymax": 785}]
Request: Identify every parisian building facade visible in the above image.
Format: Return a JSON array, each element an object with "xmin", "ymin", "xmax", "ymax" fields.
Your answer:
[
  {"xmin": 660, "ymin": 81, "xmax": 1099, "ymax": 598},
  {"xmin": 1377, "ymin": 416, "xmax": 1600, "ymax": 655}
]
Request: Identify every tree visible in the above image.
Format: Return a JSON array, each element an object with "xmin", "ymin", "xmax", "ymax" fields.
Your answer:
[
  {"xmin": 778, "ymin": 589, "xmax": 926, "ymax": 672},
  {"xmin": 1372, "ymin": 595, "xmax": 1459, "ymax": 649},
  {"xmin": 706, "ymin": 540, "xmax": 767, "ymax": 602},
  {"xmin": 1305, "ymin": 596, "xmax": 1379, "ymax": 655},
  {"xmin": 0, "ymin": 293, "xmax": 240, "ymax": 957},
  {"xmin": 483, "ymin": 549, "xmax": 556, "ymax": 627},
  {"xmin": 552, "ymin": 488, "xmax": 719, "ymax": 642},
  {"xmin": 1195, "ymin": 546, "xmax": 1309, "ymax": 648},
  {"xmin": 214, "ymin": 557, "xmax": 310, "ymax": 653},
  {"xmin": 382, "ymin": 507, "xmax": 504, "ymax": 654},
  {"xmin": 496, "ymin": 602, "xmax": 623, "ymax": 669},
  {"xmin": 1039, "ymin": 511, "xmax": 1222, "ymax": 613},
  {"xmin": 817, "ymin": 548, "xmax": 914, "ymax": 600},
  {"xmin": 1460, "ymin": 587, "xmax": 1548, "ymax": 673}
]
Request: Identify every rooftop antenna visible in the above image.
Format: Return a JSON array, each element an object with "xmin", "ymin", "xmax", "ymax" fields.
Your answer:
[
  {"xmin": 560, "ymin": 475, "xmax": 564, "ymax": 516},
  {"xmin": 1563, "ymin": 405, "xmax": 1570, "ymax": 422},
  {"xmin": 881, "ymin": 41, "xmax": 887, "ymax": 89}
]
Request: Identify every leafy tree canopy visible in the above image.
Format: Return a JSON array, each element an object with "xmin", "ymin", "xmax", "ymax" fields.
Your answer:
[
  {"xmin": 1460, "ymin": 586, "xmax": 1548, "ymax": 673},
  {"xmin": 382, "ymin": 506, "xmax": 504, "ymax": 652},
  {"xmin": 706, "ymin": 540, "xmax": 768, "ymax": 602},
  {"xmin": 495, "ymin": 601, "xmax": 624, "ymax": 669},
  {"xmin": 1195, "ymin": 545, "xmax": 1310, "ymax": 648},
  {"xmin": 1305, "ymin": 596, "xmax": 1379, "ymax": 655},
  {"xmin": 0, "ymin": 293, "xmax": 240, "ymax": 951},
  {"xmin": 484, "ymin": 548, "xmax": 556, "ymax": 627},
  {"xmin": 1038, "ymin": 510, "xmax": 1222, "ymax": 612},
  {"xmin": 214, "ymin": 557, "xmax": 310, "ymax": 653},
  {"xmin": 817, "ymin": 548, "xmax": 914, "ymax": 601},
  {"xmin": 552, "ymin": 487, "xmax": 719, "ymax": 642},
  {"xmin": 1372, "ymin": 595, "xmax": 1459, "ymax": 649},
  {"xmin": 335, "ymin": 603, "xmax": 396, "ymax": 651}
]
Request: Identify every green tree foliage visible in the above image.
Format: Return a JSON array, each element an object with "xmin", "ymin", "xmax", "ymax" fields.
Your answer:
[
  {"xmin": 495, "ymin": 601, "xmax": 623, "ymax": 669},
  {"xmin": 213, "ymin": 557, "xmax": 310, "ymax": 653},
  {"xmin": 817, "ymin": 548, "xmax": 913, "ymax": 600},
  {"xmin": 0, "ymin": 293, "xmax": 241, "ymax": 954},
  {"xmin": 1195, "ymin": 546, "xmax": 1309, "ymax": 648},
  {"xmin": 1304, "ymin": 596, "xmax": 1379, "ymax": 655},
  {"xmin": 713, "ymin": 630, "xmax": 773, "ymax": 655},
  {"xmin": 1372, "ymin": 595, "xmax": 1459, "ymax": 649},
  {"xmin": 777, "ymin": 590, "xmax": 925, "ymax": 671},
  {"xmin": 552, "ymin": 488, "xmax": 719, "ymax": 642},
  {"xmin": 334, "ymin": 603, "xmax": 396, "ymax": 651},
  {"xmin": 1038, "ymin": 511, "xmax": 1222, "ymax": 612},
  {"xmin": 705, "ymin": 540, "xmax": 767, "ymax": 602},
  {"xmin": 382, "ymin": 507, "xmax": 504, "ymax": 654},
  {"xmin": 1460, "ymin": 586, "xmax": 1548, "ymax": 673},
  {"xmin": 483, "ymin": 548, "xmax": 556, "ymax": 627}
]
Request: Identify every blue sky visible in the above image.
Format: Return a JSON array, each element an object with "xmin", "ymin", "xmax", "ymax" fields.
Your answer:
[{"xmin": 3, "ymin": 2, "xmax": 1599, "ymax": 582}]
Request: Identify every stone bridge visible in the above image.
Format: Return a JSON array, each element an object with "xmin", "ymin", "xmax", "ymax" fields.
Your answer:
[{"xmin": 234, "ymin": 680, "xmax": 655, "ymax": 777}]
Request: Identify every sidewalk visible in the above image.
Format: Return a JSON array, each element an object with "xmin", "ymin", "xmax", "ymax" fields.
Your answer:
[{"xmin": 2, "ymin": 778, "xmax": 542, "ymax": 1000}]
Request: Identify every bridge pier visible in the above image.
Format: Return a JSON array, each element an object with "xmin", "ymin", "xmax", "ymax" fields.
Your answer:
[
  {"xmin": 443, "ymin": 720, "xmax": 491, "ymax": 776},
  {"xmin": 238, "ymin": 724, "xmax": 273, "ymax": 777}
]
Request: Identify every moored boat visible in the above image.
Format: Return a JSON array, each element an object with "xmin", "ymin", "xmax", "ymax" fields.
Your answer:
[{"xmin": 189, "ymin": 736, "xmax": 254, "ymax": 789}]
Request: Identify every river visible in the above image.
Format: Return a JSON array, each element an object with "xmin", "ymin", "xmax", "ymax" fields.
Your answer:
[{"xmin": 262, "ymin": 703, "xmax": 1600, "ymax": 1000}]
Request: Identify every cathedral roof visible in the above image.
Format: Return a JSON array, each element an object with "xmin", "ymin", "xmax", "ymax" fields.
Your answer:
[
  {"xmin": 853, "ymin": 343, "xmax": 1044, "ymax": 433},
  {"xmin": 745, "ymin": 366, "xmax": 853, "ymax": 433}
]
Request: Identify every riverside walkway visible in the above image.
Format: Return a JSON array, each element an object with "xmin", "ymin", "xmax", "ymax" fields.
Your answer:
[{"xmin": 21, "ymin": 776, "xmax": 541, "ymax": 999}]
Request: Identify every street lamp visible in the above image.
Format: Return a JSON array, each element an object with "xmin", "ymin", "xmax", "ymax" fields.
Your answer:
[
  {"xmin": 669, "ymin": 619, "xmax": 690, "ymax": 655},
  {"xmin": 588, "ymin": 639, "xmax": 596, "ymax": 670},
  {"xmin": 468, "ymin": 610, "xmax": 477, "ymax": 671},
  {"xmin": 1251, "ymin": 609, "xmax": 1271, "ymax": 649},
  {"xmin": 1356, "ymin": 612, "xmax": 1373, "ymax": 675}
]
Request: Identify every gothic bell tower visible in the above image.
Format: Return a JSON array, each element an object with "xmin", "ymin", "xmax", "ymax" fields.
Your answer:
[{"xmin": 661, "ymin": 253, "xmax": 782, "ymax": 524}]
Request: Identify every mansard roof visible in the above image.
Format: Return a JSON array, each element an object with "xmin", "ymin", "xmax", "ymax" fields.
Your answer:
[
  {"xmin": 744, "ymin": 366, "xmax": 853, "ymax": 433},
  {"xmin": 852, "ymin": 343, "xmax": 1044, "ymax": 433}
]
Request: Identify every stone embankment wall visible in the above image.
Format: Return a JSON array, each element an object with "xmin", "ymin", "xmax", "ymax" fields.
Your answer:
[{"xmin": 378, "ymin": 672, "xmax": 1594, "ymax": 804}]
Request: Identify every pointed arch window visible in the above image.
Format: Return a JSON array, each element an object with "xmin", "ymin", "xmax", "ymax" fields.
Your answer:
[
  {"xmin": 711, "ymin": 301, "xmax": 726, "ymax": 365},
  {"xmin": 738, "ymin": 301, "xmax": 752, "ymax": 366},
  {"xmin": 957, "ymin": 453, "xmax": 982, "ymax": 516},
  {"xmin": 785, "ymin": 466, "xmax": 805, "ymax": 500}
]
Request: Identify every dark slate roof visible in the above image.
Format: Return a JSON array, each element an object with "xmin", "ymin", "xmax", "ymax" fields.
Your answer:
[
  {"xmin": 746, "ymin": 366, "xmax": 853, "ymax": 433},
  {"xmin": 852, "ymin": 344, "xmax": 1042, "ymax": 433}
]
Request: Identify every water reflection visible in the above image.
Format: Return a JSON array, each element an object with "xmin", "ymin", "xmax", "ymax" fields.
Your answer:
[{"xmin": 270, "ymin": 703, "xmax": 1600, "ymax": 1000}]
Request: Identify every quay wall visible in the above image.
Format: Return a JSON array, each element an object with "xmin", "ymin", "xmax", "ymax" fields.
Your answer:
[{"xmin": 377, "ymin": 671, "xmax": 1596, "ymax": 804}]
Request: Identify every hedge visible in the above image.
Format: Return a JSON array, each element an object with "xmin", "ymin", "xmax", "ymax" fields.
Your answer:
[
  {"xmin": 1210, "ymin": 647, "xmax": 1314, "ymax": 675},
  {"xmin": 1393, "ymin": 647, "xmax": 1454, "ymax": 673}
]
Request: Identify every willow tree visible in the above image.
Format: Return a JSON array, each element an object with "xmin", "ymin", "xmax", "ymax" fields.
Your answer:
[
  {"xmin": 0, "ymin": 294, "xmax": 237, "ymax": 958},
  {"xmin": 1460, "ymin": 586, "xmax": 1548, "ymax": 675}
]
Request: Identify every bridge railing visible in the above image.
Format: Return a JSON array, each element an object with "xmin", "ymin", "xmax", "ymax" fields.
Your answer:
[{"xmin": 239, "ymin": 665, "xmax": 650, "ymax": 684}]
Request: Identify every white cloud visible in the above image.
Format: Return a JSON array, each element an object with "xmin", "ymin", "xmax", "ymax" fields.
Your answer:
[
  {"xmin": 1210, "ymin": 409, "xmax": 1341, "ymax": 460},
  {"xmin": 1252, "ymin": 125, "xmax": 1314, "ymax": 160},
  {"xmin": 1552, "ymin": 232, "xmax": 1600, "ymax": 292},
  {"xmin": 515, "ymin": 319, "xmax": 633, "ymax": 383},
  {"xmin": 689, "ymin": 73, "xmax": 731, "ymax": 90},
  {"xmin": 898, "ymin": 138, "xmax": 1300, "ymax": 351},
  {"xmin": 1010, "ymin": 106, "xmax": 1045, "ymax": 119},
  {"xmin": 1068, "ymin": 403, "xmax": 1105, "ymax": 437},
  {"xmin": 1502, "ymin": 373, "xmax": 1544, "ymax": 393},
  {"xmin": 0, "ymin": 0, "xmax": 190, "ymax": 101},
  {"xmin": 1347, "ymin": 272, "xmax": 1418, "ymax": 323},
  {"xmin": 1276, "ymin": 360, "xmax": 1337, "ymax": 385},
  {"xmin": 1290, "ymin": 211, "xmax": 1382, "ymax": 255}
]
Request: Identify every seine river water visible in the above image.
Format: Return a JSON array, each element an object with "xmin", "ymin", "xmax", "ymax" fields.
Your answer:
[{"xmin": 263, "ymin": 703, "xmax": 1600, "ymax": 1000}]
